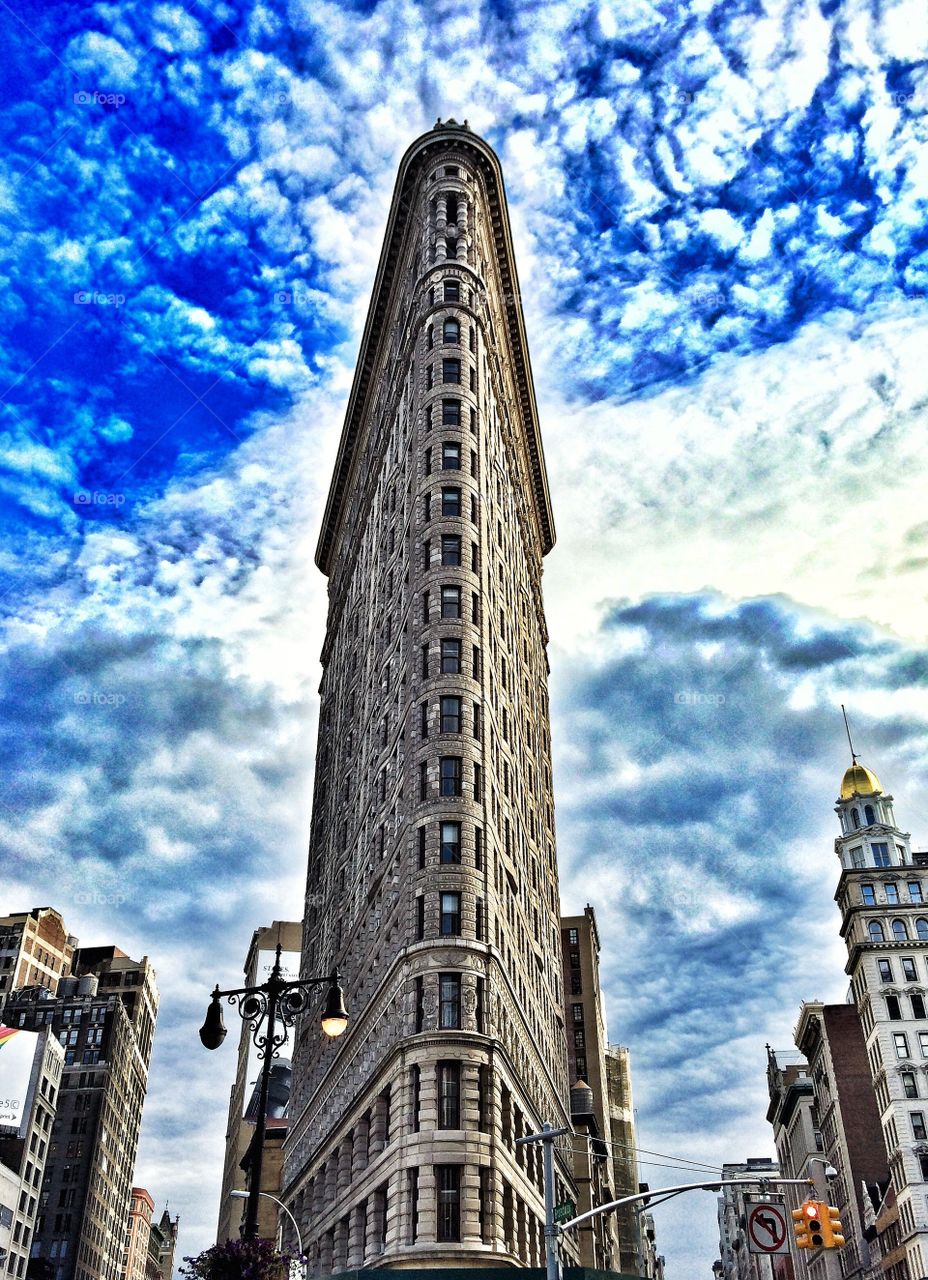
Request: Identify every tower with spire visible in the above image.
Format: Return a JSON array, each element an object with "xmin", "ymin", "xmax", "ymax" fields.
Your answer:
[{"xmin": 834, "ymin": 734, "xmax": 928, "ymax": 1280}]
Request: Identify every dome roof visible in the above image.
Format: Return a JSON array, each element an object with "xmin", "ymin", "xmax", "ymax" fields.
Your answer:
[{"xmin": 840, "ymin": 762, "xmax": 882, "ymax": 799}]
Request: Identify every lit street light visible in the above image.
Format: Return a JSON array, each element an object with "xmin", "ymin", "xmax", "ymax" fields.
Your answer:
[{"xmin": 201, "ymin": 944, "xmax": 348, "ymax": 1241}]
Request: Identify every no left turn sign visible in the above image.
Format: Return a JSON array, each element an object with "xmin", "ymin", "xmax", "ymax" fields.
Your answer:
[{"xmin": 747, "ymin": 1202, "xmax": 789, "ymax": 1255}]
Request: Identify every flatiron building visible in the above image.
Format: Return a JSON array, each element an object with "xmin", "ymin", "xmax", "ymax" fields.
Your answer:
[{"xmin": 284, "ymin": 119, "xmax": 581, "ymax": 1271}]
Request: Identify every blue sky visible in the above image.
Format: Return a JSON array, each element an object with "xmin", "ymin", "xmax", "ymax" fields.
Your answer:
[{"xmin": 2, "ymin": 0, "xmax": 928, "ymax": 1272}]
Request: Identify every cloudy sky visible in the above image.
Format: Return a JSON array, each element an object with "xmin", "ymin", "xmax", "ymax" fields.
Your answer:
[{"xmin": 2, "ymin": 0, "xmax": 928, "ymax": 1272}]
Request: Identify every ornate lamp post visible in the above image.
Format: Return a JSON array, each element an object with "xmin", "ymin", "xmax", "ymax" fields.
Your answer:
[{"xmin": 200, "ymin": 944, "xmax": 348, "ymax": 1241}]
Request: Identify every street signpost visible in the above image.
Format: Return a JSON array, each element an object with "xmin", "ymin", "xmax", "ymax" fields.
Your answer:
[
  {"xmin": 553, "ymin": 1201, "xmax": 576, "ymax": 1225},
  {"xmin": 746, "ymin": 1200, "xmax": 790, "ymax": 1255}
]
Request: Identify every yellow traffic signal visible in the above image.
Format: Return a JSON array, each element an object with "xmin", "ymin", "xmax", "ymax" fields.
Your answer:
[
  {"xmin": 823, "ymin": 1205, "xmax": 845, "ymax": 1249},
  {"xmin": 792, "ymin": 1205, "xmax": 812, "ymax": 1249},
  {"xmin": 792, "ymin": 1200, "xmax": 825, "ymax": 1249}
]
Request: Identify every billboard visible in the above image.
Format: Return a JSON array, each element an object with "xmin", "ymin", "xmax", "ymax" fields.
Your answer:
[
  {"xmin": 242, "ymin": 950, "xmax": 299, "ymax": 1120},
  {"xmin": 0, "ymin": 1026, "xmax": 40, "ymax": 1132}
]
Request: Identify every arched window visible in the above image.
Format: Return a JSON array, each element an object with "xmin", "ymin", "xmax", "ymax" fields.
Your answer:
[
  {"xmin": 892, "ymin": 919, "xmax": 909, "ymax": 942},
  {"xmin": 917, "ymin": 919, "xmax": 928, "ymax": 942},
  {"xmin": 865, "ymin": 804, "xmax": 876, "ymax": 825},
  {"xmin": 868, "ymin": 921, "xmax": 885, "ymax": 942},
  {"xmin": 427, "ymin": 324, "xmax": 434, "ymax": 350},
  {"xmin": 443, "ymin": 317, "xmax": 460, "ymax": 344},
  {"xmin": 851, "ymin": 808, "xmax": 861, "ymax": 830}
]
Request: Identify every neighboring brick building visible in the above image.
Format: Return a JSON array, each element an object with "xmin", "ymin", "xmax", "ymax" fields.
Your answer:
[
  {"xmin": 121, "ymin": 1189, "xmax": 154, "ymax": 1280},
  {"xmin": 0, "ymin": 910, "xmax": 76, "ymax": 1012},
  {"xmin": 282, "ymin": 119, "xmax": 582, "ymax": 1271}
]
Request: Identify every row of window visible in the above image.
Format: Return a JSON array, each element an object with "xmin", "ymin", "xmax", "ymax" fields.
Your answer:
[
  {"xmin": 425, "ymin": 358, "xmax": 475, "ymax": 390},
  {"xmin": 862, "ymin": 882, "xmax": 923, "ymax": 905},
  {"xmin": 421, "ymin": 638, "xmax": 480, "ymax": 678},
  {"xmin": 887, "ymin": 993, "xmax": 928, "ymax": 1020},
  {"xmin": 424, "ymin": 441, "xmax": 477, "ymax": 475},
  {"xmin": 892, "ymin": 1030, "xmax": 928, "ymax": 1059},
  {"xmin": 418, "ymin": 757, "xmax": 481, "ymax": 800},
  {"xmin": 420, "ymin": 696, "xmax": 480, "ymax": 738},
  {"xmin": 423, "ymin": 486, "xmax": 477, "ymax": 523},
  {"xmin": 413, "ymin": 972, "xmax": 481, "ymax": 1032},
  {"xmin": 421, "ymin": 586, "xmax": 479, "ymax": 624},
  {"xmin": 416, "ymin": 821, "xmax": 483, "ymax": 868},
  {"xmin": 415, "ymin": 891, "xmax": 485, "ymax": 941},
  {"xmin": 421, "ymin": 535, "xmax": 478, "ymax": 572},
  {"xmin": 869, "ymin": 919, "xmax": 928, "ymax": 943},
  {"xmin": 422, "ymin": 398, "xmax": 477, "ymax": 431},
  {"xmin": 426, "ymin": 317, "xmax": 476, "ymax": 350},
  {"xmin": 879, "ymin": 958, "xmax": 928, "ymax": 983}
]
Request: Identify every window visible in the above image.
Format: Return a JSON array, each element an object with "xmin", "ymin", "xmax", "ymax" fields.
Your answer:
[
  {"xmin": 444, "ymin": 280, "xmax": 460, "ymax": 303},
  {"xmin": 412, "ymin": 1064, "xmax": 421, "ymax": 1130},
  {"xmin": 416, "ymin": 896, "xmax": 425, "ymax": 940},
  {"xmin": 895, "ymin": 1032, "xmax": 911, "ymax": 1059},
  {"xmin": 442, "ymin": 487, "xmax": 461, "ymax": 517},
  {"xmin": 440, "ymin": 696, "xmax": 462, "ymax": 734},
  {"xmin": 423, "ymin": 492, "xmax": 432, "ymax": 522},
  {"xmin": 437, "ymin": 1063, "xmax": 461, "ymax": 1128},
  {"xmin": 570, "ymin": 972, "xmax": 582, "ymax": 995},
  {"xmin": 918, "ymin": 919, "xmax": 928, "ymax": 941},
  {"xmin": 441, "ymin": 638, "xmax": 461, "ymax": 673},
  {"xmin": 421, "ymin": 643, "xmax": 429, "ymax": 677},
  {"xmin": 887, "ymin": 883, "xmax": 900, "ymax": 904},
  {"xmin": 427, "ymin": 324, "xmax": 434, "ymax": 350},
  {"xmin": 869, "ymin": 921, "xmax": 885, "ymax": 942},
  {"xmin": 471, "ymin": 541, "xmax": 479, "ymax": 573},
  {"xmin": 920, "ymin": 1154, "xmax": 928, "ymax": 1181},
  {"xmin": 865, "ymin": 804, "xmax": 876, "ymax": 825},
  {"xmin": 572, "ymin": 1003, "xmax": 584, "ymax": 1024},
  {"xmin": 473, "ymin": 762, "xmax": 482, "ymax": 800},
  {"xmin": 440, "ymin": 756, "xmax": 462, "ymax": 797},
  {"xmin": 442, "ymin": 398, "xmax": 461, "ymax": 425},
  {"xmin": 439, "ymin": 973, "xmax": 461, "ymax": 1028},
  {"xmin": 442, "ymin": 441, "xmax": 461, "ymax": 469},
  {"xmin": 422, "ymin": 590, "xmax": 430, "ymax": 624},
  {"xmin": 574, "ymin": 1028, "xmax": 585, "ymax": 1047},
  {"xmin": 473, "ymin": 702, "xmax": 481, "ymax": 738},
  {"xmin": 888, "ymin": 995, "xmax": 902, "ymax": 1020},
  {"xmin": 920, "ymin": 1031, "xmax": 928, "ymax": 1058},
  {"xmin": 475, "ymin": 974, "xmax": 485, "ymax": 1033},
  {"xmin": 873, "ymin": 842, "xmax": 891, "ymax": 866},
  {"xmin": 470, "ymin": 449, "xmax": 478, "ymax": 477},
  {"xmin": 443, "ymin": 318, "xmax": 460, "ymax": 344},
  {"xmin": 419, "ymin": 761, "xmax": 428, "ymax": 801},
  {"xmin": 441, "ymin": 586, "xmax": 461, "ymax": 619},
  {"xmin": 441, "ymin": 535, "xmax": 462, "ymax": 566},
  {"xmin": 914, "ymin": 994, "xmax": 927, "ymax": 1019},
  {"xmin": 851, "ymin": 807, "xmax": 861, "ymax": 829},
  {"xmin": 470, "ymin": 493, "xmax": 478, "ymax": 523},
  {"xmin": 893, "ymin": 919, "xmax": 910, "ymax": 942},
  {"xmin": 904, "ymin": 959, "xmax": 918, "ymax": 981},
  {"xmin": 420, "ymin": 701, "xmax": 429, "ymax": 739},
  {"xmin": 568, "ymin": 928, "xmax": 579, "ymax": 945},
  {"xmin": 441, "ymin": 821, "xmax": 461, "ymax": 863},
  {"xmin": 470, "ymin": 327, "xmax": 476, "ymax": 353},
  {"xmin": 436, "ymin": 1165, "xmax": 461, "ymax": 1241},
  {"xmin": 879, "ymin": 960, "xmax": 894, "ymax": 982},
  {"xmin": 470, "ymin": 368, "xmax": 477, "ymax": 392},
  {"xmin": 861, "ymin": 884, "xmax": 876, "ymax": 905},
  {"xmin": 422, "ymin": 539, "xmax": 431, "ymax": 571},
  {"xmin": 913, "ymin": 1113, "xmax": 928, "ymax": 1141},
  {"xmin": 442, "ymin": 358, "xmax": 461, "ymax": 384},
  {"xmin": 904, "ymin": 1072, "xmax": 919, "ymax": 1099},
  {"xmin": 472, "ymin": 645, "xmax": 481, "ymax": 678},
  {"xmin": 427, "ymin": 364, "xmax": 434, "ymax": 390},
  {"xmin": 425, "ymin": 446, "xmax": 433, "ymax": 474},
  {"xmin": 850, "ymin": 846, "xmax": 865, "ymax": 868},
  {"xmin": 911, "ymin": 882, "xmax": 924, "ymax": 903},
  {"xmin": 471, "ymin": 592, "xmax": 479, "ymax": 623},
  {"xmin": 437, "ymin": 896, "xmax": 460, "ymax": 936},
  {"xmin": 418, "ymin": 827, "xmax": 427, "ymax": 870}
]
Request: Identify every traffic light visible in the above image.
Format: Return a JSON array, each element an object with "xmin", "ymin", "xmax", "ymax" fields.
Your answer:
[
  {"xmin": 823, "ymin": 1204, "xmax": 845, "ymax": 1249},
  {"xmin": 792, "ymin": 1200, "xmax": 825, "ymax": 1249}
]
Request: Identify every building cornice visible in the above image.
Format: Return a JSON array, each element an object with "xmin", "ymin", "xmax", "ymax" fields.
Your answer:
[{"xmin": 315, "ymin": 122, "xmax": 555, "ymax": 575}]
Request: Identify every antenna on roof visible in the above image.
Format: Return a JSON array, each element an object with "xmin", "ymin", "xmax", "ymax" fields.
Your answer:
[{"xmin": 841, "ymin": 704, "xmax": 859, "ymax": 764}]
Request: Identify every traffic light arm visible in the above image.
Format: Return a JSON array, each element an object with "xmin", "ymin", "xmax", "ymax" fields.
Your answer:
[{"xmin": 561, "ymin": 1177, "xmax": 814, "ymax": 1233}]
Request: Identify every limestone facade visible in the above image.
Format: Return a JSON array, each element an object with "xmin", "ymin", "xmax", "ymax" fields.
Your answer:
[{"xmin": 283, "ymin": 120, "xmax": 578, "ymax": 1271}]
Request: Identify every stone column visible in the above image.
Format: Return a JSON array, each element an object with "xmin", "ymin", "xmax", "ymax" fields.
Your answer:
[
  {"xmin": 347, "ymin": 1199, "xmax": 366, "ymax": 1268},
  {"xmin": 369, "ymin": 1091, "xmax": 388, "ymax": 1156},
  {"xmin": 352, "ymin": 1112, "xmax": 370, "ymax": 1176},
  {"xmin": 337, "ymin": 1133, "xmax": 353, "ymax": 1193},
  {"xmin": 324, "ymin": 1156, "xmax": 337, "ymax": 1207},
  {"xmin": 333, "ymin": 1216, "xmax": 349, "ymax": 1273},
  {"xmin": 319, "ymin": 1229, "xmax": 333, "ymax": 1275}
]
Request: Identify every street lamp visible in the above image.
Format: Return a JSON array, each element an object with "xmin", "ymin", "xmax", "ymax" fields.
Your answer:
[
  {"xmin": 229, "ymin": 1189, "xmax": 304, "ymax": 1273},
  {"xmin": 201, "ymin": 944, "xmax": 348, "ymax": 1241}
]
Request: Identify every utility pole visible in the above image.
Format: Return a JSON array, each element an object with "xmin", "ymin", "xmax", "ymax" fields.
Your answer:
[
  {"xmin": 516, "ymin": 1122, "xmax": 571, "ymax": 1280},
  {"xmin": 807, "ymin": 1158, "xmax": 843, "ymax": 1280}
]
